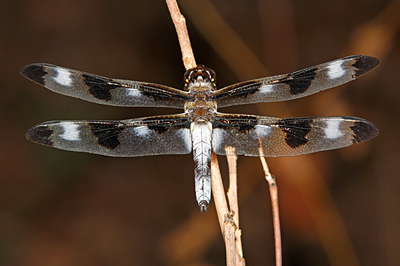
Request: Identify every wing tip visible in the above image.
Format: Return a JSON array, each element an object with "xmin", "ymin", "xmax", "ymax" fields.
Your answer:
[
  {"xmin": 21, "ymin": 64, "xmax": 48, "ymax": 85},
  {"xmin": 352, "ymin": 55, "xmax": 379, "ymax": 77},
  {"xmin": 25, "ymin": 124, "xmax": 54, "ymax": 146},
  {"xmin": 350, "ymin": 119, "xmax": 379, "ymax": 144}
]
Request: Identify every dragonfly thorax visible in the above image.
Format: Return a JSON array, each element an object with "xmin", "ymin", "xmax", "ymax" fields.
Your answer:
[
  {"xmin": 185, "ymin": 95, "xmax": 217, "ymax": 121},
  {"xmin": 184, "ymin": 66, "xmax": 217, "ymax": 120}
]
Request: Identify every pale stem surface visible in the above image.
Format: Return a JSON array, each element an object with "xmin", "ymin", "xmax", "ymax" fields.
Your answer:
[
  {"xmin": 166, "ymin": 1, "xmax": 251, "ymax": 265},
  {"xmin": 165, "ymin": 0, "xmax": 197, "ymax": 69},
  {"xmin": 226, "ymin": 147, "xmax": 245, "ymax": 264},
  {"xmin": 259, "ymin": 156, "xmax": 282, "ymax": 266}
]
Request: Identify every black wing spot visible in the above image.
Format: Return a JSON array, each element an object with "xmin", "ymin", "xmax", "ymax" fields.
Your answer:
[
  {"xmin": 147, "ymin": 123, "xmax": 170, "ymax": 134},
  {"xmin": 277, "ymin": 119, "xmax": 312, "ymax": 148},
  {"xmin": 352, "ymin": 56, "xmax": 379, "ymax": 77},
  {"xmin": 281, "ymin": 67, "xmax": 317, "ymax": 95},
  {"xmin": 236, "ymin": 116, "xmax": 258, "ymax": 132},
  {"xmin": 90, "ymin": 122, "xmax": 124, "ymax": 149},
  {"xmin": 141, "ymin": 84, "xmax": 181, "ymax": 102},
  {"xmin": 142, "ymin": 116, "xmax": 190, "ymax": 134},
  {"xmin": 21, "ymin": 64, "xmax": 49, "ymax": 86},
  {"xmin": 350, "ymin": 121, "xmax": 379, "ymax": 144},
  {"xmin": 212, "ymin": 115, "xmax": 258, "ymax": 133},
  {"xmin": 212, "ymin": 81, "xmax": 261, "ymax": 100},
  {"xmin": 25, "ymin": 125, "xmax": 54, "ymax": 146},
  {"xmin": 83, "ymin": 74, "xmax": 120, "ymax": 101}
]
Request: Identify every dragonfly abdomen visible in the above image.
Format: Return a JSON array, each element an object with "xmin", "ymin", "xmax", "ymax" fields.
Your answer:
[{"xmin": 191, "ymin": 121, "xmax": 212, "ymax": 212}]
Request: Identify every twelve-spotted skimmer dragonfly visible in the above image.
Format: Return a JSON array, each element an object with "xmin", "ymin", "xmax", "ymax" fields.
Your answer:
[{"xmin": 23, "ymin": 55, "xmax": 379, "ymax": 212}]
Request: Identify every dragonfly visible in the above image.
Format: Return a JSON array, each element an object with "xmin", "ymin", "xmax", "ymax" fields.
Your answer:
[{"xmin": 22, "ymin": 55, "xmax": 379, "ymax": 212}]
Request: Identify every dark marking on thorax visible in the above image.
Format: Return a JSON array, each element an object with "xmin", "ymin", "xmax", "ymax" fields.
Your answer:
[{"xmin": 185, "ymin": 87, "xmax": 216, "ymax": 121}]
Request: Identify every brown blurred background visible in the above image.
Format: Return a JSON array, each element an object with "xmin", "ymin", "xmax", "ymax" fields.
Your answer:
[{"xmin": 1, "ymin": 0, "xmax": 399, "ymax": 265}]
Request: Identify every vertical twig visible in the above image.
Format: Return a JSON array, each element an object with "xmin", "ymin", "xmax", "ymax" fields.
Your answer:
[
  {"xmin": 259, "ymin": 156, "xmax": 282, "ymax": 266},
  {"xmin": 226, "ymin": 147, "xmax": 245, "ymax": 265},
  {"xmin": 224, "ymin": 211, "xmax": 238, "ymax": 266},
  {"xmin": 211, "ymin": 153, "xmax": 236, "ymax": 266},
  {"xmin": 226, "ymin": 147, "xmax": 239, "ymax": 222},
  {"xmin": 166, "ymin": 1, "xmax": 244, "ymax": 264},
  {"xmin": 211, "ymin": 150, "xmax": 245, "ymax": 266},
  {"xmin": 165, "ymin": 0, "xmax": 197, "ymax": 69},
  {"xmin": 211, "ymin": 152, "xmax": 229, "ymax": 229}
]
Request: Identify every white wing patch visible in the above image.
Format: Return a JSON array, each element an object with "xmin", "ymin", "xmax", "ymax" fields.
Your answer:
[
  {"xmin": 211, "ymin": 128, "xmax": 225, "ymax": 153},
  {"xmin": 53, "ymin": 67, "xmax": 73, "ymax": 86},
  {"xmin": 133, "ymin": 126, "xmax": 152, "ymax": 137},
  {"xmin": 60, "ymin": 122, "xmax": 80, "ymax": 141},
  {"xmin": 127, "ymin": 85, "xmax": 141, "ymax": 97},
  {"xmin": 323, "ymin": 120, "xmax": 343, "ymax": 139},
  {"xmin": 178, "ymin": 128, "xmax": 192, "ymax": 152},
  {"xmin": 259, "ymin": 84, "xmax": 274, "ymax": 94},
  {"xmin": 254, "ymin": 124, "xmax": 271, "ymax": 137},
  {"xmin": 327, "ymin": 60, "xmax": 345, "ymax": 80}
]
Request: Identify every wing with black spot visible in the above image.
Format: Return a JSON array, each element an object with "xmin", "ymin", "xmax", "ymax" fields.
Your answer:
[
  {"xmin": 25, "ymin": 114, "xmax": 192, "ymax": 157},
  {"xmin": 213, "ymin": 55, "xmax": 379, "ymax": 108},
  {"xmin": 21, "ymin": 63, "xmax": 189, "ymax": 108},
  {"xmin": 212, "ymin": 113, "xmax": 379, "ymax": 157}
]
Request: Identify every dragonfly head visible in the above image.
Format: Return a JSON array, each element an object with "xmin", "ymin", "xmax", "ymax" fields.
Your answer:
[{"xmin": 184, "ymin": 65, "xmax": 216, "ymax": 90}]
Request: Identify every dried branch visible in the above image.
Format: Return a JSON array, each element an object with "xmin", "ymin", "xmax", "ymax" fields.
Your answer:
[
  {"xmin": 259, "ymin": 155, "xmax": 282, "ymax": 266},
  {"xmin": 210, "ymin": 153, "xmax": 229, "ymax": 228},
  {"xmin": 226, "ymin": 148, "xmax": 239, "ymax": 222},
  {"xmin": 224, "ymin": 211, "xmax": 238, "ymax": 266},
  {"xmin": 165, "ymin": 0, "xmax": 197, "ymax": 69},
  {"xmin": 166, "ymin": 1, "xmax": 245, "ymax": 264},
  {"xmin": 211, "ymin": 152, "xmax": 245, "ymax": 266},
  {"xmin": 226, "ymin": 147, "xmax": 245, "ymax": 265},
  {"xmin": 211, "ymin": 153, "xmax": 235, "ymax": 265}
]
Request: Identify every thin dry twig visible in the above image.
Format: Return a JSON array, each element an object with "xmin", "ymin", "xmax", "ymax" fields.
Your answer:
[
  {"xmin": 226, "ymin": 147, "xmax": 239, "ymax": 222},
  {"xmin": 211, "ymin": 152, "xmax": 229, "ymax": 229},
  {"xmin": 224, "ymin": 211, "xmax": 238, "ymax": 266},
  {"xmin": 211, "ymin": 151, "xmax": 246, "ymax": 266},
  {"xmin": 259, "ymin": 155, "xmax": 282, "ymax": 266},
  {"xmin": 165, "ymin": 0, "xmax": 197, "ymax": 69},
  {"xmin": 166, "ymin": 1, "xmax": 246, "ymax": 265},
  {"xmin": 225, "ymin": 147, "xmax": 245, "ymax": 265},
  {"xmin": 211, "ymin": 153, "xmax": 237, "ymax": 266}
]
